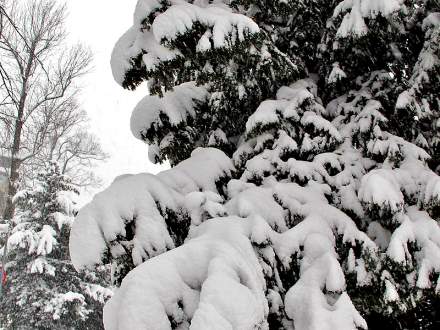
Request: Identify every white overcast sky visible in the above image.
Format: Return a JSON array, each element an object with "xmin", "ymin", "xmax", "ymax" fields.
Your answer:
[{"xmin": 64, "ymin": 0, "xmax": 165, "ymax": 192}]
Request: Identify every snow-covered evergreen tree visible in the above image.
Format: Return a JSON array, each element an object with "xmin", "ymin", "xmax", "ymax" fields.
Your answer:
[
  {"xmin": 70, "ymin": 0, "xmax": 440, "ymax": 329},
  {"xmin": 0, "ymin": 162, "xmax": 112, "ymax": 329},
  {"xmin": 317, "ymin": 1, "xmax": 440, "ymax": 327},
  {"xmin": 111, "ymin": 0, "xmax": 305, "ymax": 165}
]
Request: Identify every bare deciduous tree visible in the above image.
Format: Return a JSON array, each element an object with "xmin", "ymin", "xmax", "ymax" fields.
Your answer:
[
  {"xmin": 20, "ymin": 96, "xmax": 108, "ymax": 188},
  {"xmin": 0, "ymin": 0, "xmax": 100, "ymax": 220}
]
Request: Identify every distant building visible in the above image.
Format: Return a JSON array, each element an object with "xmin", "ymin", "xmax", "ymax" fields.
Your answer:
[{"xmin": 0, "ymin": 155, "xmax": 11, "ymax": 216}]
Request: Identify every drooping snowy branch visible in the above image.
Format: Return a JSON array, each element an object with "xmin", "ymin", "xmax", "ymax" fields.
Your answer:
[{"xmin": 70, "ymin": 148, "xmax": 234, "ymax": 283}]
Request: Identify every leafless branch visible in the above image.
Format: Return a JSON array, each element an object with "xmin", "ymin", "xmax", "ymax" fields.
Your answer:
[{"xmin": 0, "ymin": 0, "xmax": 104, "ymax": 220}]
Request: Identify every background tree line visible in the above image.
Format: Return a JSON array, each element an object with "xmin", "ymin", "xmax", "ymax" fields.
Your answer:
[
  {"xmin": 0, "ymin": 1, "xmax": 111, "ymax": 328},
  {"xmin": 0, "ymin": 0, "xmax": 107, "ymax": 221}
]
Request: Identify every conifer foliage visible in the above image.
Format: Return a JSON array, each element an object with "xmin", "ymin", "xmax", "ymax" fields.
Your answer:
[
  {"xmin": 0, "ymin": 162, "xmax": 111, "ymax": 329},
  {"xmin": 71, "ymin": 0, "xmax": 440, "ymax": 329}
]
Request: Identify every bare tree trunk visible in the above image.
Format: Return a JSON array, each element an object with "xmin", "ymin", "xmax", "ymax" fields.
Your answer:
[
  {"xmin": 2, "ymin": 46, "xmax": 32, "ymax": 221},
  {"xmin": 3, "ymin": 120, "xmax": 23, "ymax": 221},
  {"xmin": 0, "ymin": 46, "xmax": 29, "ymax": 297}
]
